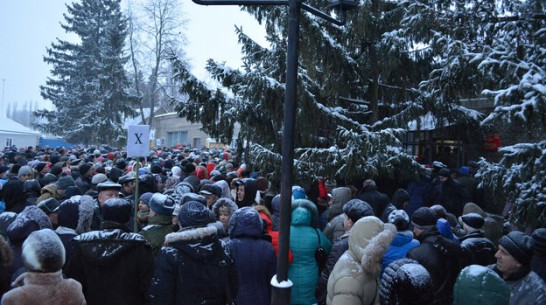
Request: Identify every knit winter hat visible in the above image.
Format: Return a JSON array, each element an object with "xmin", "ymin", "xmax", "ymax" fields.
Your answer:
[
  {"xmin": 498, "ymin": 231, "xmax": 534, "ymax": 265},
  {"xmin": 149, "ymin": 193, "xmax": 176, "ymax": 216},
  {"xmin": 388, "ymin": 209, "xmax": 411, "ymax": 231},
  {"xmin": 79, "ymin": 163, "xmax": 92, "ymax": 176},
  {"xmin": 532, "ymin": 228, "xmax": 546, "ymax": 254},
  {"xmin": 139, "ymin": 192, "xmax": 154, "ymax": 206},
  {"xmin": 22, "ymin": 228, "xmax": 65, "ymax": 273},
  {"xmin": 291, "ymin": 186, "xmax": 307, "ymax": 200},
  {"xmin": 56, "ymin": 200, "xmax": 80, "ymax": 230},
  {"xmin": 343, "ymin": 199, "xmax": 374, "ymax": 223},
  {"xmin": 56, "ymin": 175, "xmax": 76, "ymax": 190},
  {"xmin": 460, "ymin": 213, "xmax": 484, "ymax": 229},
  {"xmin": 17, "ymin": 165, "xmax": 33, "ymax": 177},
  {"xmin": 102, "ymin": 198, "xmax": 132, "ymax": 224},
  {"xmin": 411, "ymin": 207, "xmax": 437, "ymax": 229},
  {"xmin": 178, "ymin": 201, "xmax": 214, "ymax": 228}
]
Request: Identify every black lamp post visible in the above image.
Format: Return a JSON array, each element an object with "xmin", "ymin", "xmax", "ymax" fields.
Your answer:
[{"xmin": 191, "ymin": 1, "xmax": 358, "ymax": 304}]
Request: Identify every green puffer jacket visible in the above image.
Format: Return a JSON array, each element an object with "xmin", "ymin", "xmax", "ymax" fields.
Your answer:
[
  {"xmin": 140, "ymin": 215, "xmax": 173, "ymax": 256},
  {"xmin": 453, "ymin": 265, "xmax": 509, "ymax": 305},
  {"xmin": 289, "ymin": 199, "xmax": 331, "ymax": 305}
]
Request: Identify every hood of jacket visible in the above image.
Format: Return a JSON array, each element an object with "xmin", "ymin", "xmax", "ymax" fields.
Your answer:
[
  {"xmin": 348, "ymin": 216, "xmax": 396, "ymax": 277},
  {"xmin": 163, "ymin": 225, "xmax": 222, "ymax": 262},
  {"xmin": 238, "ymin": 178, "xmax": 258, "ymax": 206},
  {"xmin": 228, "ymin": 207, "xmax": 263, "ymax": 239},
  {"xmin": 291, "ymin": 199, "xmax": 318, "ymax": 227},
  {"xmin": 76, "ymin": 228, "xmax": 148, "ymax": 265},
  {"xmin": 391, "ymin": 230, "xmax": 415, "ymax": 247}
]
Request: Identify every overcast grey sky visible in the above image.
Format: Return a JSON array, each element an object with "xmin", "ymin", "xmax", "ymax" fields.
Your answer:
[{"xmin": 0, "ymin": 0, "xmax": 266, "ymax": 114}]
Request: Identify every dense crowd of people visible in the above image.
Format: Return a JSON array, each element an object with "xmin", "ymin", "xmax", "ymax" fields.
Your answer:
[{"xmin": 0, "ymin": 144, "xmax": 544, "ymax": 305}]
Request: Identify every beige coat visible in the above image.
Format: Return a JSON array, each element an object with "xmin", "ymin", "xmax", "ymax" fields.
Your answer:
[
  {"xmin": 326, "ymin": 216, "xmax": 396, "ymax": 305},
  {"xmin": 2, "ymin": 271, "xmax": 85, "ymax": 305}
]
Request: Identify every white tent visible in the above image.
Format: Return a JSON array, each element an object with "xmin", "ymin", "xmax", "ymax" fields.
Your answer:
[{"xmin": 0, "ymin": 117, "xmax": 40, "ymax": 148}]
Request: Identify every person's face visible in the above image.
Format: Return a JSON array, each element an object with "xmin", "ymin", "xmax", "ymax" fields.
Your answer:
[
  {"xmin": 495, "ymin": 245, "xmax": 522, "ymax": 278},
  {"xmin": 439, "ymin": 176, "xmax": 448, "ymax": 183},
  {"xmin": 41, "ymin": 165, "xmax": 50, "ymax": 174},
  {"xmin": 98, "ymin": 189, "xmax": 119, "ymax": 205},
  {"xmin": 138, "ymin": 200, "xmax": 150, "ymax": 213},
  {"xmin": 237, "ymin": 185, "xmax": 245, "ymax": 201},
  {"xmin": 123, "ymin": 181, "xmax": 135, "ymax": 194},
  {"xmin": 57, "ymin": 188, "xmax": 67, "ymax": 197},
  {"xmin": 19, "ymin": 173, "xmax": 32, "ymax": 182},
  {"xmin": 204, "ymin": 194, "xmax": 217, "ymax": 207},
  {"xmin": 343, "ymin": 213, "xmax": 353, "ymax": 232},
  {"xmin": 219, "ymin": 210, "xmax": 230, "ymax": 228}
]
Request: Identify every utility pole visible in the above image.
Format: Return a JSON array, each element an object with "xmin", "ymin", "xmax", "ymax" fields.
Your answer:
[
  {"xmin": 1, "ymin": 78, "xmax": 5, "ymax": 118},
  {"xmin": 191, "ymin": 1, "xmax": 358, "ymax": 304}
]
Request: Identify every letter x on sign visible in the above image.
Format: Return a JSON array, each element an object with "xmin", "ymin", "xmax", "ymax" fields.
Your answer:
[{"xmin": 135, "ymin": 133, "xmax": 143, "ymax": 144}]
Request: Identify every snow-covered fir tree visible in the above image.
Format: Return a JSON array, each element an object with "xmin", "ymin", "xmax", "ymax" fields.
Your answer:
[{"xmin": 36, "ymin": 0, "xmax": 138, "ymax": 145}]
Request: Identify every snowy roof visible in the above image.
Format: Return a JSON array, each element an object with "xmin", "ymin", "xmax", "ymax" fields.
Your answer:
[
  {"xmin": 407, "ymin": 112, "xmax": 451, "ymax": 131},
  {"xmin": 0, "ymin": 117, "xmax": 40, "ymax": 135},
  {"xmin": 123, "ymin": 108, "xmax": 152, "ymax": 129}
]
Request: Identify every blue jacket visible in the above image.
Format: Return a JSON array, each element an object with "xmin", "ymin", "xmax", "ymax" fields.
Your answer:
[
  {"xmin": 382, "ymin": 231, "xmax": 419, "ymax": 273},
  {"xmin": 227, "ymin": 207, "xmax": 276, "ymax": 305},
  {"xmin": 289, "ymin": 199, "xmax": 331, "ymax": 305}
]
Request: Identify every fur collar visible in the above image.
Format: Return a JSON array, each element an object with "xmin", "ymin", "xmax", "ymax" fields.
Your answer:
[
  {"xmin": 12, "ymin": 270, "xmax": 63, "ymax": 288},
  {"xmin": 164, "ymin": 225, "xmax": 217, "ymax": 245},
  {"xmin": 360, "ymin": 223, "xmax": 397, "ymax": 277}
]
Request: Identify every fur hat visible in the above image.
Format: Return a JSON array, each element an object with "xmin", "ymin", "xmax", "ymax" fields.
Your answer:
[
  {"xmin": 343, "ymin": 199, "xmax": 374, "ymax": 223},
  {"xmin": 56, "ymin": 195, "xmax": 95, "ymax": 234},
  {"xmin": 102, "ymin": 198, "xmax": 132, "ymax": 224},
  {"xmin": 388, "ymin": 209, "xmax": 411, "ymax": 231},
  {"xmin": 380, "ymin": 258, "xmax": 433, "ymax": 305},
  {"xmin": 178, "ymin": 201, "xmax": 214, "ymax": 228},
  {"xmin": 460, "ymin": 213, "xmax": 484, "ymax": 229},
  {"xmin": 149, "ymin": 193, "xmax": 176, "ymax": 216},
  {"xmin": 498, "ymin": 231, "xmax": 534, "ymax": 265},
  {"xmin": 56, "ymin": 175, "xmax": 76, "ymax": 190},
  {"xmin": 22, "ymin": 228, "xmax": 65, "ymax": 272},
  {"xmin": 411, "ymin": 207, "xmax": 437, "ymax": 229},
  {"xmin": 6, "ymin": 206, "xmax": 51, "ymax": 245}
]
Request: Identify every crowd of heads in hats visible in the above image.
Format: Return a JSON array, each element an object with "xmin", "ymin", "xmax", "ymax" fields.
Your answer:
[{"xmin": 0, "ymin": 144, "xmax": 544, "ymax": 305}]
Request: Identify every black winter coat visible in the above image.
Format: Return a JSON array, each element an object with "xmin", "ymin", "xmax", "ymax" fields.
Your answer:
[
  {"xmin": 439, "ymin": 178, "xmax": 470, "ymax": 217},
  {"xmin": 149, "ymin": 225, "xmax": 237, "ymax": 305},
  {"xmin": 316, "ymin": 233, "xmax": 349, "ymax": 305},
  {"xmin": 65, "ymin": 222, "xmax": 154, "ymax": 305},
  {"xmin": 459, "ymin": 231, "xmax": 497, "ymax": 267},
  {"xmin": 407, "ymin": 228, "xmax": 464, "ymax": 305},
  {"xmin": 357, "ymin": 185, "xmax": 390, "ymax": 217}
]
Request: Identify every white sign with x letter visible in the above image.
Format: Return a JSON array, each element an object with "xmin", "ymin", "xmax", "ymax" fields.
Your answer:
[{"xmin": 127, "ymin": 125, "xmax": 150, "ymax": 158}]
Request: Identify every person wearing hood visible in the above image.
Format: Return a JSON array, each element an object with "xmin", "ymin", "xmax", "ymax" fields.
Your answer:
[
  {"xmin": 379, "ymin": 258, "xmax": 433, "ymax": 305},
  {"xmin": 326, "ymin": 216, "xmax": 397, "ymax": 305},
  {"xmin": 74, "ymin": 163, "xmax": 93, "ymax": 195},
  {"xmin": 65, "ymin": 198, "xmax": 154, "ymax": 305},
  {"xmin": 490, "ymin": 231, "xmax": 546, "ymax": 305},
  {"xmin": 317, "ymin": 199, "xmax": 373, "ymax": 305},
  {"xmin": 212, "ymin": 197, "xmax": 239, "ymax": 241},
  {"xmin": 17, "ymin": 166, "xmax": 34, "ymax": 183},
  {"xmin": 381, "ymin": 210, "xmax": 420, "ymax": 274},
  {"xmin": 323, "ymin": 187, "xmax": 352, "ymax": 243},
  {"xmin": 356, "ymin": 179, "xmax": 390, "ymax": 218},
  {"xmin": 1, "ymin": 229, "xmax": 85, "ymax": 305},
  {"xmin": 140, "ymin": 193, "xmax": 175, "ymax": 256},
  {"xmin": 37, "ymin": 175, "xmax": 76, "ymax": 204},
  {"xmin": 3, "ymin": 179, "xmax": 28, "ymax": 213},
  {"xmin": 214, "ymin": 179, "xmax": 233, "ymax": 200},
  {"xmin": 234, "ymin": 178, "xmax": 259, "ymax": 208},
  {"xmin": 453, "ymin": 264, "xmax": 509, "ymax": 305},
  {"xmin": 149, "ymin": 201, "xmax": 237, "ymax": 304},
  {"xmin": 227, "ymin": 207, "xmax": 276, "ymax": 305},
  {"xmin": 381, "ymin": 188, "xmax": 410, "ymax": 223},
  {"xmin": 289, "ymin": 199, "xmax": 331, "ymax": 305},
  {"xmin": 406, "ymin": 207, "xmax": 464, "ymax": 305}
]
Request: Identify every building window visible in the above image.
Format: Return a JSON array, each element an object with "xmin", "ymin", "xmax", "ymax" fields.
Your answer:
[
  {"xmin": 5, "ymin": 138, "xmax": 12, "ymax": 147},
  {"xmin": 166, "ymin": 131, "xmax": 188, "ymax": 147},
  {"xmin": 193, "ymin": 137, "xmax": 201, "ymax": 148}
]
